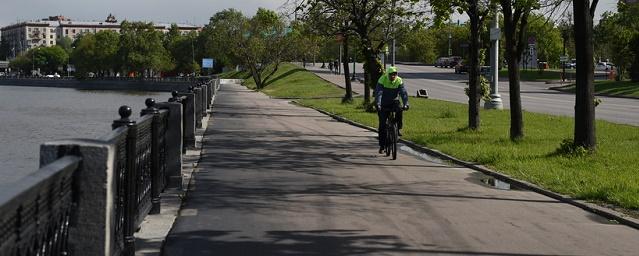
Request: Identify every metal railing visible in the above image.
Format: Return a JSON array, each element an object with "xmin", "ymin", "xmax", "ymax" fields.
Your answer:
[
  {"xmin": 0, "ymin": 77, "xmax": 219, "ymax": 256},
  {"xmin": 0, "ymin": 156, "xmax": 81, "ymax": 256}
]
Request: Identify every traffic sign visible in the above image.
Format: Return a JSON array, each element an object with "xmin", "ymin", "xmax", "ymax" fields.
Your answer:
[{"xmin": 202, "ymin": 58, "xmax": 214, "ymax": 68}]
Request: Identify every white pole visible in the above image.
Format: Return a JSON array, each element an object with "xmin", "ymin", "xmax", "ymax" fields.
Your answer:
[{"xmin": 485, "ymin": 7, "xmax": 503, "ymax": 110}]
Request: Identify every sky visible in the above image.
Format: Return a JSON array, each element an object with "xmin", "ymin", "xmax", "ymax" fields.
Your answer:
[
  {"xmin": 0, "ymin": 0, "xmax": 621, "ymax": 28},
  {"xmin": 0, "ymin": 0, "xmax": 289, "ymax": 27}
]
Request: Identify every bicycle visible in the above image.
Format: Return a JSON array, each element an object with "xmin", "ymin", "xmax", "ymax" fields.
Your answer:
[{"xmin": 381, "ymin": 103, "xmax": 405, "ymax": 160}]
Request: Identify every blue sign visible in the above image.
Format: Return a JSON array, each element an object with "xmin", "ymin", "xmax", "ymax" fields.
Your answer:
[{"xmin": 202, "ymin": 58, "xmax": 215, "ymax": 68}]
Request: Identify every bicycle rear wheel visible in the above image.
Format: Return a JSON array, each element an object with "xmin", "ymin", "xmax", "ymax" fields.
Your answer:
[{"xmin": 391, "ymin": 123, "xmax": 398, "ymax": 160}]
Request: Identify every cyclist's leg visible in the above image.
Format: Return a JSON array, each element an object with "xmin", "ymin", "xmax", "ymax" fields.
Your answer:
[
  {"xmin": 397, "ymin": 108, "xmax": 403, "ymax": 130},
  {"xmin": 378, "ymin": 110, "xmax": 389, "ymax": 147}
]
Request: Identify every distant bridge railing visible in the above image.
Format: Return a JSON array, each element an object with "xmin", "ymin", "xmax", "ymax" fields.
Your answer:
[{"xmin": 0, "ymin": 77, "xmax": 221, "ymax": 256}]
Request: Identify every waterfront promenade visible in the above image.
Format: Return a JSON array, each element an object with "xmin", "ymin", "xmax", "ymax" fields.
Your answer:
[{"xmin": 162, "ymin": 81, "xmax": 639, "ymax": 255}]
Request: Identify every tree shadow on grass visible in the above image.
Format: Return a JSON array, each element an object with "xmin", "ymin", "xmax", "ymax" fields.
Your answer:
[{"xmin": 263, "ymin": 68, "xmax": 307, "ymax": 87}]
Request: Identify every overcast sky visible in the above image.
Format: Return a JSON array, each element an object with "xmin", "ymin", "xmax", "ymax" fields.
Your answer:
[{"xmin": 0, "ymin": 0, "xmax": 620, "ymax": 27}]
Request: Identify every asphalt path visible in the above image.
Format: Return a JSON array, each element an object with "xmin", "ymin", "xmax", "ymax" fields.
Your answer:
[
  {"xmin": 163, "ymin": 82, "xmax": 639, "ymax": 255},
  {"xmin": 306, "ymin": 63, "xmax": 638, "ymax": 126}
]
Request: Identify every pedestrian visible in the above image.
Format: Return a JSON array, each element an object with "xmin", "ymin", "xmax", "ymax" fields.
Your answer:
[{"xmin": 329, "ymin": 62, "xmax": 333, "ymax": 73}]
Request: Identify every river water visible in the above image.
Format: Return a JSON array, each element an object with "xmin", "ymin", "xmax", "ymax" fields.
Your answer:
[{"xmin": 0, "ymin": 85, "xmax": 167, "ymax": 185}]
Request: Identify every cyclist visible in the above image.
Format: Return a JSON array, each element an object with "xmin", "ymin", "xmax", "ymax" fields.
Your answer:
[{"xmin": 375, "ymin": 66, "xmax": 409, "ymax": 154}]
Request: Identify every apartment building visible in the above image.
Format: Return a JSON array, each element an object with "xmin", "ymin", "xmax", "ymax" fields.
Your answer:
[{"xmin": 1, "ymin": 14, "xmax": 199, "ymax": 58}]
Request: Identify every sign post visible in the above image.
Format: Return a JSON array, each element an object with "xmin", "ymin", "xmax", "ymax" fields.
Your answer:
[{"xmin": 202, "ymin": 58, "xmax": 214, "ymax": 76}]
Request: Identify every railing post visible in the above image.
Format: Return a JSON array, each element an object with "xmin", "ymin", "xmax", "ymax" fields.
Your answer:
[
  {"xmin": 192, "ymin": 86, "xmax": 203, "ymax": 128},
  {"xmin": 200, "ymin": 84, "xmax": 208, "ymax": 117},
  {"xmin": 39, "ymin": 140, "xmax": 116, "ymax": 256},
  {"xmin": 177, "ymin": 91, "xmax": 196, "ymax": 150},
  {"xmin": 206, "ymin": 81, "xmax": 212, "ymax": 108},
  {"xmin": 168, "ymin": 90, "xmax": 180, "ymax": 103},
  {"xmin": 112, "ymin": 106, "xmax": 137, "ymax": 256},
  {"xmin": 157, "ymin": 100, "xmax": 183, "ymax": 189},
  {"xmin": 141, "ymin": 98, "xmax": 161, "ymax": 215}
]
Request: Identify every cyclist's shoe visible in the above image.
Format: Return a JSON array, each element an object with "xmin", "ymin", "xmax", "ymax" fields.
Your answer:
[{"xmin": 379, "ymin": 146, "xmax": 384, "ymax": 154}]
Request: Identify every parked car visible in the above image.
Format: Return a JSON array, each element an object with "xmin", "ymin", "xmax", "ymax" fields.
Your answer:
[
  {"xmin": 435, "ymin": 57, "xmax": 450, "ymax": 68},
  {"xmin": 448, "ymin": 56, "xmax": 462, "ymax": 68},
  {"xmin": 595, "ymin": 62, "xmax": 613, "ymax": 71}
]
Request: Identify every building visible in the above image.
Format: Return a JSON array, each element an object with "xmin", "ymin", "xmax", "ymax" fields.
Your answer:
[{"xmin": 1, "ymin": 14, "xmax": 200, "ymax": 58}]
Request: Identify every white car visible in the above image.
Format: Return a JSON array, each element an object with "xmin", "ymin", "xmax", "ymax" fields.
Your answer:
[{"xmin": 595, "ymin": 62, "xmax": 613, "ymax": 71}]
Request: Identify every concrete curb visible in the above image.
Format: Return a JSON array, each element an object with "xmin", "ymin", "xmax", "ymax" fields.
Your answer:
[
  {"xmin": 292, "ymin": 101, "xmax": 639, "ymax": 231},
  {"xmin": 134, "ymin": 90, "xmax": 219, "ymax": 256}
]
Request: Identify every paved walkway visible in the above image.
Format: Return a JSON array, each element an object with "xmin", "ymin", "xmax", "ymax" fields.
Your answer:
[{"xmin": 163, "ymin": 82, "xmax": 639, "ymax": 255}]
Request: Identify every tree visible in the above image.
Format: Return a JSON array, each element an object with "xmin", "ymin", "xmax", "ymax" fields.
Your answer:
[
  {"xmin": 396, "ymin": 25, "xmax": 438, "ymax": 63},
  {"xmin": 56, "ymin": 37, "xmax": 74, "ymax": 55},
  {"xmin": 38, "ymin": 46, "xmax": 69, "ymax": 74},
  {"xmin": 71, "ymin": 31, "xmax": 118, "ymax": 77},
  {"xmin": 237, "ymin": 8, "xmax": 290, "ymax": 89},
  {"xmin": 526, "ymin": 14, "xmax": 562, "ymax": 67},
  {"xmin": 572, "ymin": 0, "xmax": 598, "ymax": 151},
  {"xmin": 70, "ymin": 33, "xmax": 98, "ymax": 77},
  {"xmin": 432, "ymin": 0, "xmax": 491, "ymax": 130},
  {"xmin": 8, "ymin": 54, "xmax": 31, "ymax": 74},
  {"xmin": 94, "ymin": 30, "xmax": 120, "ymax": 76},
  {"xmin": 499, "ymin": 0, "xmax": 538, "ymax": 140},
  {"xmin": 294, "ymin": 2, "xmax": 355, "ymax": 102},
  {"xmin": 199, "ymin": 9, "xmax": 247, "ymax": 72},
  {"xmin": 296, "ymin": 0, "xmax": 422, "ymax": 106},
  {"xmin": 119, "ymin": 21, "xmax": 173, "ymax": 77},
  {"xmin": 596, "ymin": 2, "xmax": 639, "ymax": 81},
  {"xmin": 165, "ymin": 25, "xmax": 201, "ymax": 75}
]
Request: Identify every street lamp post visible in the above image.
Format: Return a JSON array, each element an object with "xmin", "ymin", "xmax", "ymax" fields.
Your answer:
[
  {"xmin": 448, "ymin": 33, "xmax": 452, "ymax": 57},
  {"xmin": 562, "ymin": 30, "xmax": 568, "ymax": 82},
  {"xmin": 351, "ymin": 56, "xmax": 356, "ymax": 81},
  {"xmin": 485, "ymin": 7, "xmax": 503, "ymax": 110}
]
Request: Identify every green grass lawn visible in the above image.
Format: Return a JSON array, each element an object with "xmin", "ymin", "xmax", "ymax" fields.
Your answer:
[
  {"xmin": 220, "ymin": 63, "xmax": 345, "ymax": 98},
  {"xmin": 237, "ymin": 62, "xmax": 639, "ymax": 211},
  {"xmin": 556, "ymin": 80, "xmax": 639, "ymax": 98}
]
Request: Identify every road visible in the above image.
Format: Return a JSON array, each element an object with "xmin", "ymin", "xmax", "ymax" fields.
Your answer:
[
  {"xmin": 305, "ymin": 63, "xmax": 639, "ymax": 126},
  {"xmin": 163, "ymin": 82, "xmax": 639, "ymax": 255}
]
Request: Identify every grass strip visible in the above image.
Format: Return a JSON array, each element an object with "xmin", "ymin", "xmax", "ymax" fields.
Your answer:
[
  {"xmin": 220, "ymin": 63, "xmax": 345, "ymax": 98},
  {"xmin": 555, "ymin": 80, "xmax": 639, "ymax": 98}
]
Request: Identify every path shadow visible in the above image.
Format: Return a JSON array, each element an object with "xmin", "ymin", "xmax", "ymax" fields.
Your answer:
[{"xmin": 163, "ymin": 229, "xmax": 571, "ymax": 256}]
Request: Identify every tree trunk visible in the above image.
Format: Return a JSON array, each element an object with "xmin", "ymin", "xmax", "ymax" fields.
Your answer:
[
  {"xmin": 250, "ymin": 65, "xmax": 262, "ymax": 89},
  {"xmin": 501, "ymin": 1, "xmax": 524, "ymax": 140},
  {"xmin": 631, "ymin": 36, "xmax": 639, "ymax": 82},
  {"xmin": 573, "ymin": 0, "xmax": 596, "ymax": 150},
  {"xmin": 507, "ymin": 53, "xmax": 524, "ymax": 140},
  {"xmin": 342, "ymin": 38, "xmax": 353, "ymax": 102},
  {"xmin": 467, "ymin": 6, "xmax": 481, "ymax": 130},
  {"xmin": 363, "ymin": 48, "xmax": 380, "ymax": 104}
]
